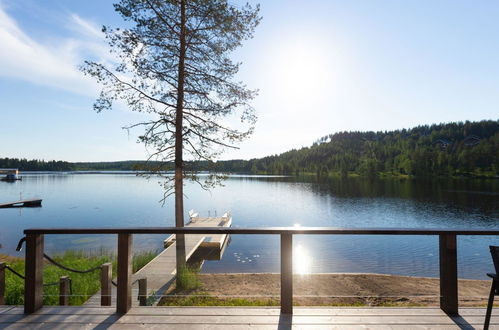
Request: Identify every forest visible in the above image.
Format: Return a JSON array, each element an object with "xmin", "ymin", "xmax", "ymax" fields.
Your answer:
[
  {"xmin": 237, "ymin": 120, "xmax": 499, "ymax": 178},
  {"xmin": 1, "ymin": 120, "xmax": 498, "ymax": 178}
]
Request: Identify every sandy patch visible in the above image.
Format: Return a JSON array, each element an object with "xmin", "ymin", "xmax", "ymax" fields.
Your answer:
[{"xmin": 194, "ymin": 273, "xmax": 492, "ymax": 306}]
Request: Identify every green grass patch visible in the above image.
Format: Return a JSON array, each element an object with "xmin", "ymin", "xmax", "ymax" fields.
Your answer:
[
  {"xmin": 160, "ymin": 294, "xmax": 279, "ymax": 306},
  {"xmin": 176, "ymin": 266, "xmax": 201, "ymax": 291},
  {"xmin": 3, "ymin": 249, "xmax": 157, "ymax": 305},
  {"xmin": 158, "ymin": 294, "xmax": 427, "ymax": 307},
  {"xmin": 133, "ymin": 249, "xmax": 158, "ymax": 273}
]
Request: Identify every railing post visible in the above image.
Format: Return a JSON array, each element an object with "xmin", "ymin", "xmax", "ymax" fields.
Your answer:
[
  {"xmin": 59, "ymin": 276, "xmax": 70, "ymax": 306},
  {"xmin": 117, "ymin": 233, "xmax": 132, "ymax": 314},
  {"xmin": 280, "ymin": 233, "xmax": 293, "ymax": 314},
  {"xmin": 138, "ymin": 278, "xmax": 147, "ymax": 306},
  {"xmin": 0, "ymin": 262, "xmax": 5, "ymax": 305},
  {"xmin": 101, "ymin": 262, "xmax": 112, "ymax": 306},
  {"xmin": 24, "ymin": 233, "xmax": 44, "ymax": 314},
  {"xmin": 439, "ymin": 234, "xmax": 458, "ymax": 315}
]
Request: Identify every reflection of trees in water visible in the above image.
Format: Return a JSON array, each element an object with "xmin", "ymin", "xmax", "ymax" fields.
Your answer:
[{"xmin": 299, "ymin": 176, "xmax": 499, "ymax": 217}]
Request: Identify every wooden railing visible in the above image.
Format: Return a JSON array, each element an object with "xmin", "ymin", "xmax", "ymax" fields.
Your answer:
[{"xmin": 21, "ymin": 227, "xmax": 499, "ymax": 315}]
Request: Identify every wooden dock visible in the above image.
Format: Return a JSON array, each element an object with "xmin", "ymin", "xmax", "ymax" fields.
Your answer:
[
  {"xmin": 0, "ymin": 199, "xmax": 42, "ymax": 208},
  {"xmin": 85, "ymin": 213, "xmax": 231, "ymax": 306},
  {"xmin": 164, "ymin": 214, "xmax": 232, "ymax": 249},
  {"xmin": 1, "ymin": 306, "xmax": 497, "ymax": 329}
]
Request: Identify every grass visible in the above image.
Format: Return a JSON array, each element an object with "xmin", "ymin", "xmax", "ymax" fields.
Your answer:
[
  {"xmin": 176, "ymin": 266, "xmax": 201, "ymax": 291},
  {"xmin": 2, "ymin": 249, "xmax": 157, "ymax": 305},
  {"xmin": 160, "ymin": 294, "xmax": 279, "ymax": 306},
  {"xmin": 132, "ymin": 249, "xmax": 158, "ymax": 273},
  {"xmin": 158, "ymin": 294, "xmax": 428, "ymax": 307}
]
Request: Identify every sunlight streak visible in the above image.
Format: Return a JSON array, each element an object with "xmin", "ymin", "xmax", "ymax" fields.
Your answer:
[{"xmin": 293, "ymin": 244, "xmax": 311, "ymax": 274}]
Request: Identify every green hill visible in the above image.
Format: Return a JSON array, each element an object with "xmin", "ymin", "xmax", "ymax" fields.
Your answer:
[{"xmin": 240, "ymin": 120, "xmax": 499, "ymax": 178}]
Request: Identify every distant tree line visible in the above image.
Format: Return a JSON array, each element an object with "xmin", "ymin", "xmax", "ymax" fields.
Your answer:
[
  {"xmin": 2, "ymin": 120, "xmax": 497, "ymax": 178},
  {"xmin": 72, "ymin": 161, "xmax": 148, "ymax": 171},
  {"xmin": 0, "ymin": 158, "xmax": 72, "ymax": 171}
]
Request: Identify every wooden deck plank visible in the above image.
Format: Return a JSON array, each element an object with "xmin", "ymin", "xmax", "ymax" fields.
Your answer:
[
  {"xmin": 0, "ymin": 307, "xmax": 499, "ymax": 329},
  {"xmin": 0, "ymin": 306, "xmax": 15, "ymax": 314},
  {"xmin": 0, "ymin": 325, "xmax": 491, "ymax": 330},
  {"xmin": 1, "ymin": 306, "xmax": 498, "ymax": 316},
  {"xmin": 2, "ymin": 313, "xmax": 496, "ymax": 324}
]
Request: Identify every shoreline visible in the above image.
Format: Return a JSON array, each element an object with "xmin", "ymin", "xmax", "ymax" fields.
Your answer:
[
  {"xmin": 202, "ymin": 271, "xmax": 490, "ymax": 281},
  {"xmin": 179, "ymin": 272, "xmax": 492, "ymax": 307}
]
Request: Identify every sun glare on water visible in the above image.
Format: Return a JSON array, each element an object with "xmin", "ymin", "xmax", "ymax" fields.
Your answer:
[{"xmin": 294, "ymin": 244, "xmax": 312, "ymax": 274}]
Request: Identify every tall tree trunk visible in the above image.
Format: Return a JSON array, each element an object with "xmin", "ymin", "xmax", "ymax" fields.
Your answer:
[{"xmin": 174, "ymin": 0, "xmax": 187, "ymax": 272}]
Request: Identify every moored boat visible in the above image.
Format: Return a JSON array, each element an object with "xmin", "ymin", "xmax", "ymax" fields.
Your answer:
[{"xmin": 0, "ymin": 168, "xmax": 22, "ymax": 181}]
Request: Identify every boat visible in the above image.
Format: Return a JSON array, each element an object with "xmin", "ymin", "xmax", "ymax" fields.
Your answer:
[
  {"xmin": 0, "ymin": 199, "xmax": 42, "ymax": 208},
  {"xmin": 0, "ymin": 168, "xmax": 22, "ymax": 181}
]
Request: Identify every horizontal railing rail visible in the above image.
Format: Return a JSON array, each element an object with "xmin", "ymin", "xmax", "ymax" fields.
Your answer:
[
  {"xmin": 23, "ymin": 227, "xmax": 499, "ymax": 235},
  {"xmin": 20, "ymin": 227, "xmax": 499, "ymax": 315}
]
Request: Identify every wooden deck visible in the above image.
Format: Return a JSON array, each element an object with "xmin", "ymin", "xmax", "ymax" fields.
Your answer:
[{"xmin": 0, "ymin": 306, "xmax": 497, "ymax": 329}]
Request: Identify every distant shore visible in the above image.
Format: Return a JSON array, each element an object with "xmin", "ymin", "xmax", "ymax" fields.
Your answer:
[{"xmin": 193, "ymin": 273, "xmax": 491, "ymax": 306}]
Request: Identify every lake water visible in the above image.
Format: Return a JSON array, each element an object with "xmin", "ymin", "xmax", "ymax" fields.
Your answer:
[{"xmin": 0, "ymin": 173, "xmax": 497, "ymax": 279}]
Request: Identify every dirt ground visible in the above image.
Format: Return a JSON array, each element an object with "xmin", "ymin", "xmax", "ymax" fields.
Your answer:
[{"xmin": 195, "ymin": 273, "xmax": 492, "ymax": 306}]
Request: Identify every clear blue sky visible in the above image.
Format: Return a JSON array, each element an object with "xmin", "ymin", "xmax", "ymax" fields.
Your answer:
[{"xmin": 0, "ymin": 0, "xmax": 498, "ymax": 162}]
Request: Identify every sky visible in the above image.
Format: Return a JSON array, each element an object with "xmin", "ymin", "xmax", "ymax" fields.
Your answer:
[{"xmin": 0, "ymin": 0, "xmax": 498, "ymax": 162}]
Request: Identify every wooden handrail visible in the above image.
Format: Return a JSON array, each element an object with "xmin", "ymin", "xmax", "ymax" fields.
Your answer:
[
  {"xmin": 23, "ymin": 227, "xmax": 499, "ymax": 235},
  {"xmin": 21, "ymin": 227, "xmax": 499, "ymax": 316}
]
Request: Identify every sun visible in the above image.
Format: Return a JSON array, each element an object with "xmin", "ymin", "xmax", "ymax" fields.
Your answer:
[{"xmin": 267, "ymin": 36, "xmax": 335, "ymax": 106}]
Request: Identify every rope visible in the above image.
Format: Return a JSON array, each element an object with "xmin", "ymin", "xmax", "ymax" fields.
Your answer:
[
  {"xmin": 110, "ymin": 278, "xmax": 144, "ymax": 287},
  {"xmin": 4, "ymin": 265, "xmax": 25, "ymax": 280},
  {"xmin": 43, "ymin": 254, "xmax": 102, "ymax": 274},
  {"xmin": 5, "ymin": 265, "xmax": 73, "ymax": 293}
]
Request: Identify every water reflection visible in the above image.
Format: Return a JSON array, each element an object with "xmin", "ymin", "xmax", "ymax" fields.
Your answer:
[{"xmin": 294, "ymin": 244, "xmax": 311, "ymax": 274}]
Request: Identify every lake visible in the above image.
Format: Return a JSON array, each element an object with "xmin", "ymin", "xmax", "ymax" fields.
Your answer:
[{"xmin": 0, "ymin": 173, "xmax": 497, "ymax": 279}]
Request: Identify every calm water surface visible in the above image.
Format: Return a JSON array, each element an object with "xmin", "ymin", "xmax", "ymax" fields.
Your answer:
[{"xmin": 0, "ymin": 173, "xmax": 497, "ymax": 279}]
